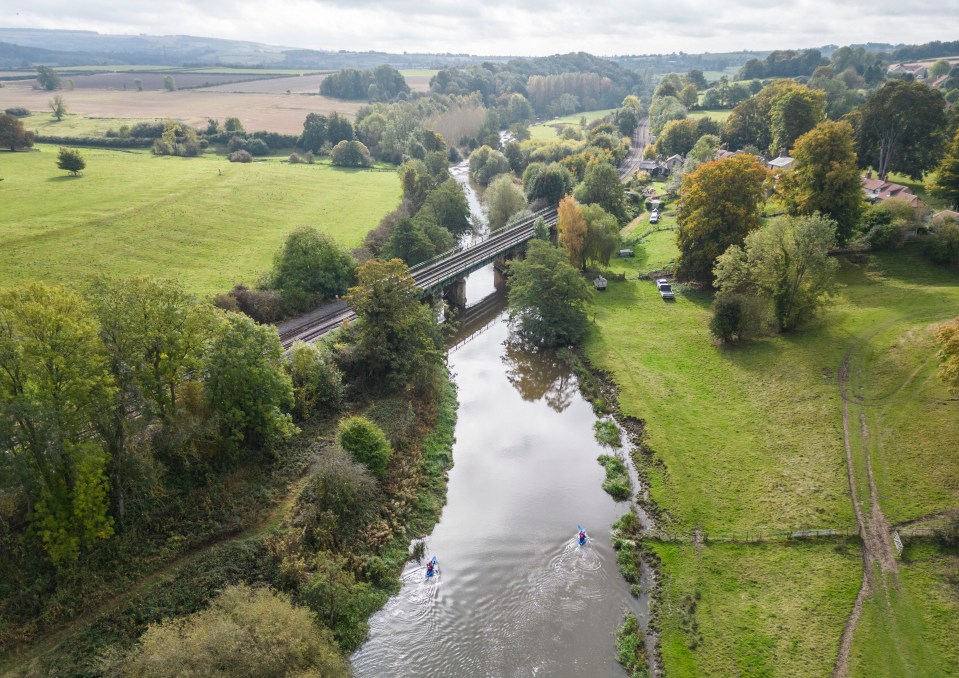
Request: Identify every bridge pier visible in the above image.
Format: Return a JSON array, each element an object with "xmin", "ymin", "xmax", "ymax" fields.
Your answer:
[{"xmin": 443, "ymin": 277, "xmax": 467, "ymax": 309}]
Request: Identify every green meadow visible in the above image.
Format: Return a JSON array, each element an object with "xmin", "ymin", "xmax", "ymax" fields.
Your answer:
[
  {"xmin": 0, "ymin": 145, "xmax": 400, "ymax": 296},
  {"xmin": 528, "ymin": 108, "xmax": 617, "ymax": 140},
  {"xmin": 586, "ymin": 229, "xmax": 959, "ymax": 675}
]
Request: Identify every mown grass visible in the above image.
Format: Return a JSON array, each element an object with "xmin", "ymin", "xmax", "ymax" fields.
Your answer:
[
  {"xmin": 528, "ymin": 108, "xmax": 616, "ymax": 140},
  {"xmin": 686, "ymin": 110, "xmax": 731, "ymax": 123},
  {"xmin": 651, "ymin": 541, "xmax": 861, "ymax": 677},
  {"xmin": 0, "ymin": 145, "xmax": 400, "ymax": 296},
  {"xmin": 849, "ymin": 542, "xmax": 959, "ymax": 677},
  {"xmin": 18, "ymin": 111, "xmax": 156, "ymax": 137}
]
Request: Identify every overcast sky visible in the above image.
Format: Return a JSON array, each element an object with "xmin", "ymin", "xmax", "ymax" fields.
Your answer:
[{"xmin": 4, "ymin": 0, "xmax": 957, "ymax": 56}]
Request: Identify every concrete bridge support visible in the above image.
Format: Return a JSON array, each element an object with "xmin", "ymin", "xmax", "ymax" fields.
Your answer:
[{"xmin": 443, "ymin": 277, "xmax": 467, "ymax": 309}]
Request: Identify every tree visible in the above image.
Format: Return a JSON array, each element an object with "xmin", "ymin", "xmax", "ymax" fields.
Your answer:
[
  {"xmin": 655, "ymin": 119, "xmax": 701, "ymax": 157},
  {"xmin": 303, "ymin": 551, "xmax": 386, "ymax": 651},
  {"xmin": 714, "ymin": 214, "xmax": 838, "ymax": 332},
  {"xmin": 928, "ymin": 128, "xmax": 959, "ymax": 208},
  {"xmin": 686, "ymin": 69, "xmax": 708, "ymax": 90},
  {"xmin": 507, "ymin": 239, "xmax": 591, "ymax": 346},
  {"xmin": 526, "ymin": 162, "xmax": 573, "ymax": 206},
  {"xmin": 344, "ymin": 258, "xmax": 443, "ymax": 389},
  {"xmin": 36, "ymin": 65, "xmax": 60, "ymax": 90},
  {"xmin": 416, "ymin": 178, "xmax": 471, "ymax": 237},
  {"xmin": 56, "ymin": 147, "xmax": 85, "ymax": 175},
  {"xmin": 935, "ymin": 317, "xmax": 959, "ymax": 394},
  {"xmin": 679, "ymin": 83, "xmax": 699, "ymax": 108},
  {"xmin": 676, "ymin": 155, "xmax": 768, "ymax": 284},
  {"xmin": 270, "ymin": 226, "xmax": 356, "ymax": 308},
  {"xmin": 224, "ymin": 116, "xmax": 244, "ymax": 132},
  {"xmin": 574, "ymin": 162, "xmax": 626, "ymax": 222},
  {"xmin": 582, "ymin": 204, "xmax": 622, "ymax": 267},
  {"xmin": 855, "ymin": 80, "xmax": 948, "ymax": 180},
  {"xmin": 709, "ymin": 294, "xmax": 747, "ymax": 343},
  {"xmin": 382, "ymin": 217, "xmax": 436, "ymax": 266},
  {"xmin": 330, "ymin": 140, "xmax": 372, "ymax": 167},
  {"xmin": 0, "ymin": 113, "xmax": 35, "ymax": 151},
  {"xmin": 768, "ymin": 83, "xmax": 825, "ymax": 153},
  {"xmin": 300, "ymin": 112, "xmax": 328, "ymax": 152},
  {"xmin": 649, "ymin": 95, "xmax": 687, "ymax": 135},
  {"xmin": 780, "ymin": 120, "xmax": 863, "ymax": 244},
  {"xmin": 557, "ymin": 195, "xmax": 588, "ymax": 270},
  {"xmin": 485, "ymin": 174, "xmax": 528, "ymax": 230},
  {"xmin": 124, "ymin": 584, "xmax": 348, "ymax": 678},
  {"xmin": 0, "ymin": 283, "xmax": 115, "ymax": 564},
  {"xmin": 930, "ymin": 59, "xmax": 952, "ymax": 78},
  {"xmin": 337, "ymin": 416, "xmax": 391, "ymax": 479},
  {"xmin": 49, "ymin": 94, "xmax": 67, "ymax": 121},
  {"xmin": 327, "ymin": 112, "xmax": 354, "ymax": 145},
  {"xmin": 203, "ymin": 313, "xmax": 296, "ymax": 447},
  {"xmin": 533, "ymin": 216, "xmax": 550, "ymax": 241},
  {"xmin": 163, "ymin": 75, "xmax": 176, "ymax": 91},
  {"xmin": 469, "ymin": 145, "xmax": 510, "ymax": 185},
  {"xmin": 722, "ymin": 96, "xmax": 770, "ymax": 151},
  {"xmin": 288, "ymin": 341, "xmax": 343, "ymax": 417}
]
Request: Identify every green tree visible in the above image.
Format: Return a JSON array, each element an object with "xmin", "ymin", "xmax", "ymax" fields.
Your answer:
[
  {"xmin": 327, "ymin": 112, "xmax": 354, "ymax": 145},
  {"xmin": 288, "ymin": 341, "xmax": 344, "ymax": 418},
  {"xmin": 709, "ymin": 294, "xmax": 747, "ymax": 343},
  {"xmin": 337, "ymin": 416, "xmax": 391, "ymax": 479},
  {"xmin": 676, "ymin": 154, "xmax": 768, "ymax": 284},
  {"xmin": 655, "ymin": 118, "xmax": 701, "ymax": 158},
  {"xmin": 36, "ymin": 65, "xmax": 60, "ymax": 90},
  {"xmin": 574, "ymin": 162, "xmax": 626, "ymax": 222},
  {"xmin": 300, "ymin": 112, "xmax": 328, "ymax": 152},
  {"xmin": 49, "ymin": 94, "xmax": 67, "ymax": 121},
  {"xmin": 383, "ymin": 217, "xmax": 436, "ymax": 266},
  {"xmin": 768, "ymin": 83, "xmax": 825, "ymax": 153},
  {"xmin": 526, "ymin": 162, "xmax": 573, "ymax": 206},
  {"xmin": 416, "ymin": 178, "xmax": 471, "ymax": 237},
  {"xmin": 780, "ymin": 120, "xmax": 863, "ymax": 244},
  {"xmin": 0, "ymin": 283, "xmax": 115, "ymax": 564},
  {"xmin": 721, "ymin": 95, "xmax": 770, "ymax": 151},
  {"xmin": 224, "ymin": 116, "xmax": 244, "ymax": 132},
  {"xmin": 714, "ymin": 214, "xmax": 838, "ymax": 332},
  {"xmin": 330, "ymin": 139, "xmax": 372, "ymax": 167},
  {"xmin": 486, "ymin": 173, "xmax": 528, "ymax": 230},
  {"xmin": 686, "ymin": 69, "xmax": 708, "ymax": 90},
  {"xmin": 56, "ymin": 146, "xmax": 85, "ymax": 175},
  {"xmin": 930, "ymin": 59, "xmax": 952, "ymax": 78},
  {"xmin": 581, "ymin": 203, "xmax": 621, "ymax": 268},
  {"xmin": 0, "ymin": 112, "xmax": 35, "ymax": 150},
  {"xmin": 270, "ymin": 226, "xmax": 356, "ymax": 309},
  {"xmin": 344, "ymin": 258, "xmax": 443, "ymax": 389},
  {"xmin": 507, "ymin": 239, "xmax": 591, "ymax": 346},
  {"xmin": 203, "ymin": 313, "xmax": 296, "ymax": 447},
  {"xmin": 469, "ymin": 145, "xmax": 510, "ymax": 185},
  {"xmin": 163, "ymin": 75, "xmax": 176, "ymax": 92},
  {"xmin": 855, "ymin": 80, "xmax": 948, "ymax": 180},
  {"xmin": 679, "ymin": 83, "xmax": 699, "ymax": 108},
  {"xmin": 928, "ymin": 128, "xmax": 959, "ymax": 208},
  {"xmin": 303, "ymin": 551, "xmax": 387, "ymax": 651},
  {"xmin": 125, "ymin": 584, "xmax": 348, "ymax": 678},
  {"xmin": 649, "ymin": 95, "xmax": 687, "ymax": 135},
  {"xmin": 533, "ymin": 216, "xmax": 550, "ymax": 241}
]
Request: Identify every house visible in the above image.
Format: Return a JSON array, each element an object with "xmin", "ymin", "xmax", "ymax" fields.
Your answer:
[
  {"xmin": 637, "ymin": 159, "xmax": 668, "ymax": 178},
  {"xmin": 663, "ymin": 154, "xmax": 684, "ymax": 174},
  {"xmin": 767, "ymin": 150, "xmax": 794, "ymax": 171},
  {"xmin": 887, "ymin": 63, "xmax": 928, "ymax": 79},
  {"xmin": 716, "ymin": 149, "xmax": 742, "ymax": 160},
  {"xmin": 861, "ymin": 173, "xmax": 923, "ymax": 210}
]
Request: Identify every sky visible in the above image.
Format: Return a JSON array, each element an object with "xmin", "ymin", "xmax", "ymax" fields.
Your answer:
[{"xmin": 4, "ymin": 0, "xmax": 957, "ymax": 56}]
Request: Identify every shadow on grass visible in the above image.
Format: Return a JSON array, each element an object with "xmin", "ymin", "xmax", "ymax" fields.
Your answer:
[{"xmin": 46, "ymin": 174, "xmax": 84, "ymax": 182}]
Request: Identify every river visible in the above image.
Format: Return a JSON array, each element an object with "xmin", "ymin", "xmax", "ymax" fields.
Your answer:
[{"xmin": 351, "ymin": 156, "xmax": 646, "ymax": 677}]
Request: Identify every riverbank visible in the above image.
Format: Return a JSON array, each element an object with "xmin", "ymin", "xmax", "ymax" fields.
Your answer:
[{"xmin": 583, "ymin": 241, "xmax": 959, "ymax": 676}]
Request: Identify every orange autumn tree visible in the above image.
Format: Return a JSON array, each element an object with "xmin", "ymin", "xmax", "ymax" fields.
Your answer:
[
  {"xmin": 557, "ymin": 195, "xmax": 587, "ymax": 271},
  {"xmin": 935, "ymin": 317, "xmax": 959, "ymax": 394}
]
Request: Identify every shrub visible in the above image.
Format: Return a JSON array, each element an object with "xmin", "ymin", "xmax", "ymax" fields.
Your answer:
[
  {"xmin": 212, "ymin": 285, "xmax": 285, "ymax": 323},
  {"xmin": 924, "ymin": 218, "xmax": 959, "ymax": 266},
  {"xmin": 228, "ymin": 149, "xmax": 253, "ymax": 163},
  {"xmin": 4, "ymin": 107, "xmax": 30, "ymax": 117},
  {"xmin": 336, "ymin": 416, "xmax": 391, "ymax": 479},
  {"xmin": 616, "ymin": 612, "xmax": 650, "ymax": 677},
  {"xmin": 330, "ymin": 139, "xmax": 372, "ymax": 167},
  {"xmin": 594, "ymin": 420, "xmax": 623, "ymax": 447},
  {"xmin": 710, "ymin": 294, "xmax": 746, "ymax": 343},
  {"xmin": 123, "ymin": 584, "xmax": 348, "ymax": 677},
  {"xmin": 597, "ymin": 454, "xmax": 632, "ymax": 501},
  {"xmin": 288, "ymin": 152, "xmax": 301, "ymax": 164},
  {"xmin": 269, "ymin": 226, "xmax": 356, "ymax": 310},
  {"xmin": 288, "ymin": 341, "xmax": 345, "ymax": 417}
]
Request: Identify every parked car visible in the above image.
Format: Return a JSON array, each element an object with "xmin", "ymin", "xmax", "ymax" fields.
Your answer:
[
  {"xmin": 649, "ymin": 211, "xmax": 660, "ymax": 224},
  {"xmin": 656, "ymin": 278, "xmax": 675, "ymax": 300}
]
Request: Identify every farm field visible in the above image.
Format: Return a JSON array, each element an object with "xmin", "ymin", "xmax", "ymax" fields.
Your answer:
[
  {"xmin": 0, "ymin": 145, "xmax": 401, "ymax": 296},
  {"xmin": 0, "ymin": 83, "xmax": 364, "ymax": 133},
  {"xmin": 9, "ymin": 71, "xmax": 275, "ymax": 91},
  {"xmin": 585, "ymin": 245, "xmax": 959, "ymax": 675},
  {"xmin": 687, "ymin": 109, "xmax": 731, "ymax": 123},
  {"xmin": 203, "ymin": 72, "xmax": 335, "ymax": 93},
  {"xmin": 12, "ymin": 112, "xmax": 156, "ymax": 137}
]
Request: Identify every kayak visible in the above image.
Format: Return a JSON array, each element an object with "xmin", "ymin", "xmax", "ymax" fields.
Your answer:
[
  {"xmin": 426, "ymin": 556, "xmax": 438, "ymax": 578},
  {"xmin": 577, "ymin": 525, "xmax": 588, "ymax": 545}
]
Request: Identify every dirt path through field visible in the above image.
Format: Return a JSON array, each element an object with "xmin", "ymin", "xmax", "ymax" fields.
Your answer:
[{"xmin": 833, "ymin": 351, "xmax": 899, "ymax": 678}]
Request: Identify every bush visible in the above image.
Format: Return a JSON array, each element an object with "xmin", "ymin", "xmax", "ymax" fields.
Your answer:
[
  {"xmin": 594, "ymin": 420, "xmax": 623, "ymax": 447},
  {"xmin": 330, "ymin": 139, "xmax": 372, "ymax": 167},
  {"xmin": 228, "ymin": 149, "xmax": 253, "ymax": 163},
  {"xmin": 212, "ymin": 285, "xmax": 285, "ymax": 323},
  {"xmin": 288, "ymin": 341, "xmax": 345, "ymax": 417},
  {"xmin": 124, "ymin": 584, "xmax": 348, "ymax": 677},
  {"xmin": 616, "ymin": 612, "xmax": 650, "ymax": 678},
  {"xmin": 924, "ymin": 218, "xmax": 959, "ymax": 266},
  {"xmin": 269, "ymin": 226, "xmax": 356, "ymax": 310},
  {"xmin": 597, "ymin": 454, "xmax": 632, "ymax": 501},
  {"xmin": 336, "ymin": 416, "xmax": 391, "ymax": 479},
  {"xmin": 288, "ymin": 152, "xmax": 301, "ymax": 164},
  {"xmin": 710, "ymin": 294, "xmax": 746, "ymax": 343},
  {"xmin": 4, "ymin": 107, "xmax": 30, "ymax": 117}
]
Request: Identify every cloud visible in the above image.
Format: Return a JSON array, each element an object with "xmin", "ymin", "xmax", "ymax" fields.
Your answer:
[{"xmin": 5, "ymin": 0, "xmax": 958, "ymax": 55}]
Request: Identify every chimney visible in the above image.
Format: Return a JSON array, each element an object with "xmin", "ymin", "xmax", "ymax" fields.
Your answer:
[
  {"xmin": 780, "ymin": 148, "xmax": 787, "ymax": 158},
  {"xmin": 865, "ymin": 171, "xmax": 872, "ymax": 179}
]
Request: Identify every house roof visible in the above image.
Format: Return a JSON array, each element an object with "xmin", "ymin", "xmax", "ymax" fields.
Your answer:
[
  {"xmin": 665, "ymin": 154, "xmax": 683, "ymax": 163},
  {"xmin": 637, "ymin": 160, "xmax": 662, "ymax": 170},
  {"xmin": 861, "ymin": 176, "xmax": 921, "ymax": 207},
  {"xmin": 768, "ymin": 156, "xmax": 794, "ymax": 168}
]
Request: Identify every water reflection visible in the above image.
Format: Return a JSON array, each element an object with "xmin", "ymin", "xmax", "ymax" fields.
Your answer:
[{"xmin": 502, "ymin": 340, "xmax": 577, "ymax": 413}]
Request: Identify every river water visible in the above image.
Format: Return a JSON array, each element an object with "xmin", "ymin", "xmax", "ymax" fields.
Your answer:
[{"xmin": 351, "ymin": 157, "xmax": 644, "ymax": 677}]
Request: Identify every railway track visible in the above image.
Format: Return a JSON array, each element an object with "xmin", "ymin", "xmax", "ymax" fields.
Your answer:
[{"xmin": 278, "ymin": 118, "xmax": 647, "ymax": 349}]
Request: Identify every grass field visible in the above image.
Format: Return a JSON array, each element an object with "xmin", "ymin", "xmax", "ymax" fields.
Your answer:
[
  {"xmin": 687, "ymin": 109, "xmax": 731, "ymax": 123},
  {"xmin": 585, "ymin": 240, "xmax": 959, "ymax": 675},
  {"xmin": 528, "ymin": 108, "xmax": 616, "ymax": 141},
  {"xmin": 0, "ymin": 145, "xmax": 400, "ymax": 296},
  {"xmin": 17, "ymin": 112, "xmax": 157, "ymax": 138}
]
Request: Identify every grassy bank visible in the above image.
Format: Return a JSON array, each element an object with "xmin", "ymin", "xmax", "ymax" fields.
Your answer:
[
  {"xmin": 585, "ymin": 242, "xmax": 959, "ymax": 675},
  {"xmin": 528, "ymin": 108, "xmax": 616, "ymax": 141},
  {"xmin": 0, "ymin": 145, "xmax": 400, "ymax": 296}
]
